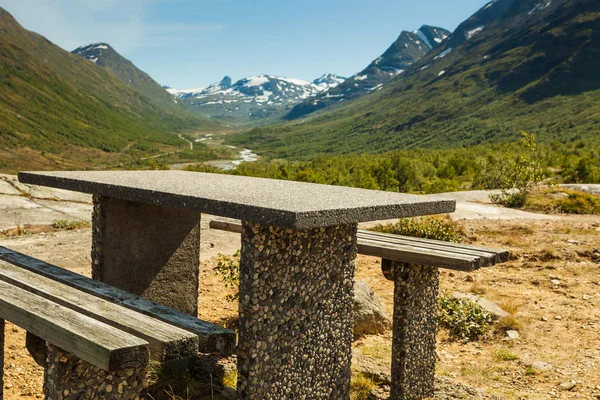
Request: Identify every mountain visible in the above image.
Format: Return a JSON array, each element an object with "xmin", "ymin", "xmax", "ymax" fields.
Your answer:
[
  {"xmin": 285, "ymin": 25, "xmax": 450, "ymax": 120},
  {"xmin": 230, "ymin": 0, "xmax": 600, "ymax": 159},
  {"xmin": 169, "ymin": 74, "xmax": 345, "ymax": 125},
  {"xmin": 72, "ymin": 43, "xmax": 184, "ymax": 112},
  {"xmin": 0, "ymin": 7, "xmax": 219, "ymax": 172}
]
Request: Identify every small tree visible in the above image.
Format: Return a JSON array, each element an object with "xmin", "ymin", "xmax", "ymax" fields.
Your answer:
[{"xmin": 475, "ymin": 132, "xmax": 543, "ymax": 208}]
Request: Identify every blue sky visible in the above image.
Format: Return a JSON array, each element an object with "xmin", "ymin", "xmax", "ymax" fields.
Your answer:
[{"xmin": 2, "ymin": 0, "xmax": 488, "ymax": 89}]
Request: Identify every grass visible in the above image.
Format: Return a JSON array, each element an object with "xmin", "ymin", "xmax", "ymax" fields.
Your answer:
[
  {"xmin": 495, "ymin": 349, "xmax": 519, "ymax": 361},
  {"xmin": 496, "ymin": 316, "xmax": 523, "ymax": 333},
  {"xmin": 350, "ymin": 372, "xmax": 377, "ymax": 400}
]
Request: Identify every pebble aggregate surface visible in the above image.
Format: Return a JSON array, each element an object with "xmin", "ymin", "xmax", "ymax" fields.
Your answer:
[{"xmin": 237, "ymin": 221, "xmax": 357, "ymax": 399}]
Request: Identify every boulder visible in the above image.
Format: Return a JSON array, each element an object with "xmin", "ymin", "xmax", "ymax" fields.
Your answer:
[{"xmin": 353, "ymin": 280, "xmax": 392, "ymax": 338}]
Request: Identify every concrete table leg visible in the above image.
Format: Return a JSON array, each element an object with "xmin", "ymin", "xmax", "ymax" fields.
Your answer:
[
  {"xmin": 1, "ymin": 319, "xmax": 4, "ymax": 400},
  {"xmin": 237, "ymin": 222, "xmax": 357, "ymax": 399},
  {"xmin": 43, "ymin": 344, "xmax": 147, "ymax": 400},
  {"xmin": 387, "ymin": 261, "xmax": 439, "ymax": 400},
  {"xmin": 92, "ymin": 195, "xmax": 201, "ymax": 316}
]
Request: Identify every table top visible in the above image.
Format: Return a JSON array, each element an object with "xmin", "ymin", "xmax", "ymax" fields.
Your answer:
[{"xmin": 19, "ymin": 171, "xmax": 455, "ymax": 229}]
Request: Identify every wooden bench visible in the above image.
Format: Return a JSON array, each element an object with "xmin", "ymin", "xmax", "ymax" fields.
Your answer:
[
  {"xmin": 0, "ymin": 246, "xmax": 236, "ymax": 399},
  {"xmin": 209, "ymin": 218, "xmax": 509, "ymax": 400}
]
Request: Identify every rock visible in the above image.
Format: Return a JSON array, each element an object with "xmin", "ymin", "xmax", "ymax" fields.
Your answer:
[
  {"xmin": 353, "ymin": 280, "xmax": 392, "ymax": 338},
  {"xmin": 451, "ymin": 292, "xmax": 510, "ymax": 320},
  {"xmin": 551, "ymin": 279, "xmax": 561, "ymax": 286},
  {"xmin": 583, "ymin": 294, "xmax": 592, "ymax": 300},
  {"xmin": 554, "ymin": 315, "xmax": 562, "ymax": 320},
  {"xmin": 504, "ymin": 330, "xmax": 520, "ymax": 340},
  {"xmin": 530, "ymin": 361, "xmax": 553, "ymax": 371},
  {"xmin": 540, "ymin": 316, "xmax": 548, "ymax": 322},
  {"xmin": 352, "ymin": 350, "xmax": 391, "ymax": 385},
  {"xmin": 558, "ymin": 381, "xmax": 577, "ymax": 391}
]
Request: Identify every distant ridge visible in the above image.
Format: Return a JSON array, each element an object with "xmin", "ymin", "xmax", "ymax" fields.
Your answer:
[
  {"xmin": 72, "ymin": 43, "xmax": 186, "ymax": 112},
  {"xmin": 285, "ymin": 25, "xmax": 450, "ymax": 120},
  {"xmin": 169, "ymin": 74, "xmax": 346, "ymax": 125}
]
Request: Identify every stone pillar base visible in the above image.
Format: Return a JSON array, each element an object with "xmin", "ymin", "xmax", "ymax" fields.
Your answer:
[
  {"xmin": 92, "ymin": 195, "xmax": 201, "ymax": 316},
  {"xmin": 390, "ymin": 262, "xmax": 439, "ymax": 400},
  {"xmin": 43, "ymin": 344, "xmax": 147, "ymax": 400},
  {"xmin": 237, "ymin": 222, "xmax": 357, "ymax": 399}
]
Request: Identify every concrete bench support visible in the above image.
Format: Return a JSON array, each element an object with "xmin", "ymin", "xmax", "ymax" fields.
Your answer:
[
  {"xmin": 384, "ymin": 260, "xmax": 439, "ymax": 400},
  {"xmin": 237, "ymin": 221, "xmax": 357, "ymax": 399},
  {"xmin": 44, "ymin": 344, "xmax": 147, "ymax": 400},
  {"xmin": 92, "ymin": 195, "xmax": 201, "ymax": 316}
]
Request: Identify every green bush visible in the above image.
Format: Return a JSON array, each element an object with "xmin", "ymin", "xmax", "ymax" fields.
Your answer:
[
  {"xmin": 213, "ymin": 251, "xmax": 241, "ymax": 301},
  {"xmin": 438, "ymin": 294, "xmax": 494, "ymax": 341},
  {"xmin": 52, "ymin": 219, "xmax": 91, "ymax": 230},
  {"xmin": 369, "ymin": 216, "xmax": 464, "ymax": 243}
]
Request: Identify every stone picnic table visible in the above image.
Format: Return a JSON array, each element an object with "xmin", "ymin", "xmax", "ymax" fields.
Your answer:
[{"xmin": 19, "ymin": 170, "xmax": 455, "ymax": 399}]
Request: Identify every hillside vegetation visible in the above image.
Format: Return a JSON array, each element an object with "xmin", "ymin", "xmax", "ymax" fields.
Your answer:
[
  {"xmin": 229, "ymin": 0, "xmax": 600, "ymax": 159},
  {"xmin": 0, "ymin": 7, "xmax": 220, "ymax": 172}
]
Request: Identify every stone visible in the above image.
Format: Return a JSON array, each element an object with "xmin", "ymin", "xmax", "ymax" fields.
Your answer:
[
  {"xmin": 583, "ymin": 294, "xmax": 592, "ymax": 300},
  {"xmin": 19, "ymin": 171, "xmax": 455, "ymax": 230},
  {"xmin": 551, "ymin": 279, "xmax": 561, "ymax": 286},
  {"xmin": 530, "ymin": 361, "xmax": 553, "ymax": 371},
  {"xmin": 558, "ymin": 381, "xmax": 577, "ymax": 391},
  {"xmin": 92, "ymin": 196, "xmax": 201, "ymax": 316},
  {"xmin": 504, "ymin": 330, "xmax": 520, "ymax": 340},
  {"xmin": 391, "ymin": 262, "xmax": 439, "ymax": 399},
  {"xmin": 353, "ymin": 280, "xmax": 392, "ymax": 338},
  {"xmin": 555, "ymin": 315, "xmax": 562, "ymax": 320},
  {"xmin": 237, "ymin": 221, "xmax": 357, "ymax": 398},
  {"xmin": 451, "ymin": 292, "xmax": 510, "ymax": 320}
]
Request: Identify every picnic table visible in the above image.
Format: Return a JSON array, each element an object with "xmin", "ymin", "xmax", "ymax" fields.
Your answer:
[{"xmin": 18, "ymin": 170, "xmax": 456, "ymax": 399}]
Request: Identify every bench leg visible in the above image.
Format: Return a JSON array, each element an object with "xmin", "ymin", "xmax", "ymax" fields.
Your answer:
[
  {"xmin": 44, "ymin": 343, "xmax": 147, "ymax": 400},
  {"xmin": 1, "ymin": 319, "xmax": 4, "ymax": 400},
  {"xmin": 237, "ymin": 222, "xmax": 357, "ymax": 399},
  {"xmin": 387, "ymin": 261, "xmax": 439, "ymax": 400},
  {"xmin": 92, "ymin": 195, "xmax": 201, "ymax": 316}
]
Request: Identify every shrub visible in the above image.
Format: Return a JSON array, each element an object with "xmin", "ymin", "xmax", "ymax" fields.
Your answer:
[
  {"xmin": 213, "ymin": 251, "xmax": 241, "ymax": 301},
  {"xmin": 495, "ymin": 349, "xmax": 519, "ymax": 361},
  {"xmin": 52, "ymin": 219, "xmax": 91, "ymax": 230},
  {"xmin": 475, "ymin": 132, "xmax": 545, "ymax": 208},
  {"xmin": 369, "ymin": 216, "xmax": 464, "ymax": 243},
  {"xmin": 438, "ymin": 294, "xmax": 494, "ymax": 341}
]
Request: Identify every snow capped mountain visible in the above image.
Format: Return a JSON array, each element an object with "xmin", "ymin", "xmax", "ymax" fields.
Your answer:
[
  {"xmin": 169, "ymin": 74, "xmax": 346, "ymax": 124},
  {"xmin": 313, "ymin": 73, "xmax": 346, "ymax": 89},
  {"xmin": 286, "ymin": 25, "xmax": 450, "ymax": 120},
  {"xmin": 72, "ymin": 43, "xmax": 110, "ymax": 63}
]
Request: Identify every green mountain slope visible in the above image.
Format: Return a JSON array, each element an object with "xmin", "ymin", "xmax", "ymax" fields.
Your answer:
[
  {"xmin": 72, "ymin": 43, "xmax": 187, "ymax": 113},
  {"xmin": 230, "ymin": 0, "xmax": 600, "ymax": 159},
  {"xmin": 0, "ymin": 7, "xmax": 220, "ymax": 171}
]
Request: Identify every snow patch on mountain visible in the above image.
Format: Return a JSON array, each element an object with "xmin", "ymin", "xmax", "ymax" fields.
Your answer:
[{"xmin": 466, "ymin": 26, "xmax": 485, "ymax": 39}]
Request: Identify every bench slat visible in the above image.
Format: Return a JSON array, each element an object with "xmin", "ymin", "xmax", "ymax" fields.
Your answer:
[
  {"xmin": 359, "ymin": 238, "xmax": 481, "ymax": 271},
  {"xmin": 0, "ymin": 280, "xmax": 148, "ymax": 371},
  {"xmin": 0, "ymin": 247, "xmax": 235, "ymax": 354},
  {"xmin": 359, "ymin": 232, "xmax": 499, "ymax": 266},
  {"xmin": 209, "ymin": 219, "xmax": 508, "ymax": 271},
  {"xmin": 360, "ymin": 230, "xmax": 510, "ymax": 263},
  {"xmin": 0, "ymin": 260, "xmax": 198, "ymax": 362}
]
